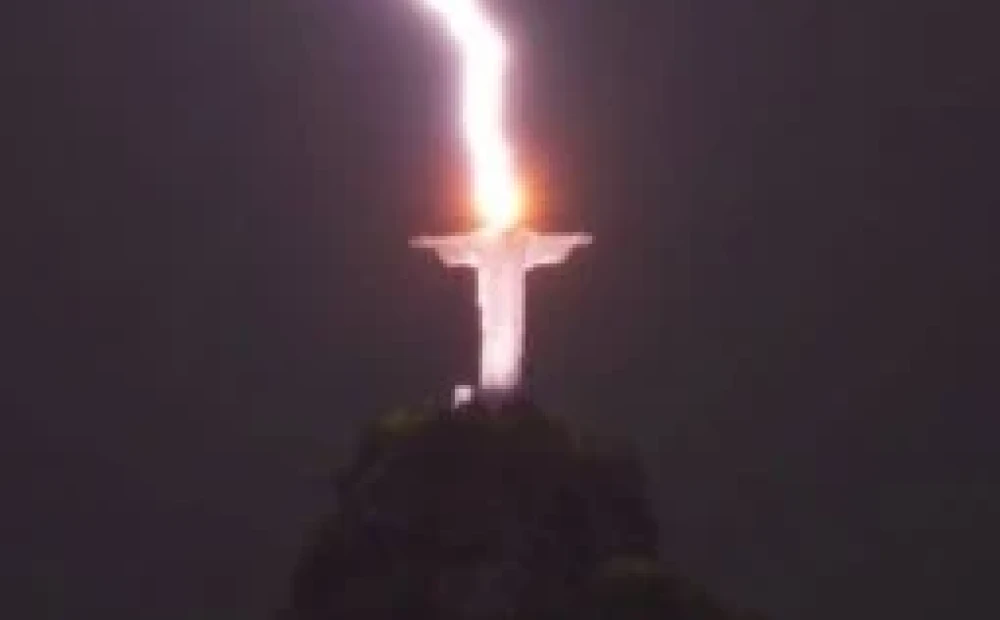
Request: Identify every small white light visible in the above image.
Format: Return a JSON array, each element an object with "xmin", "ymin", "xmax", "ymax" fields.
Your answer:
[{"xmin": 453, "ymin": 384, "xmax": 475, "ymax": 408}]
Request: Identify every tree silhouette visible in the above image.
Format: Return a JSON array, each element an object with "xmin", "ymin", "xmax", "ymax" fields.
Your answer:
[{"xmin": 281, "ymin": 401, "xmax": 766, "ymax": 619}]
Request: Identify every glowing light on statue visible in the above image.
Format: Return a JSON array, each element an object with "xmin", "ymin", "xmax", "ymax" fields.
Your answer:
[{"xmin": 411, "ymin": 0, "xmax": 591, "ymax": 406}]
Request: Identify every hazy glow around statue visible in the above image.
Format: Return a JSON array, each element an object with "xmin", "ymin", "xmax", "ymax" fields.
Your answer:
[{"xmin": 411, "ymin": 0, "xmax": 591, "ymax": 404}]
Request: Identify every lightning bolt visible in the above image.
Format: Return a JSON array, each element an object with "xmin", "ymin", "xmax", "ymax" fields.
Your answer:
[{"xmin": 416, "ymin": 0, "xmax": 522, "ymax": 233}]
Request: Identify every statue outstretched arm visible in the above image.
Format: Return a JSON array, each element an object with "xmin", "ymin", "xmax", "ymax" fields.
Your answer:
[
  {"xmin": 411, "ymin": 234, "xmax": 481, "ymax": 268},
  {"xmin": 525, "ymin": 232, "xmax": 592, "ymax": 268}
]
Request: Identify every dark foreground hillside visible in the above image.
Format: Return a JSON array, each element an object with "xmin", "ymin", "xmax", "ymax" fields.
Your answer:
[{"xmin": 281, "ymin": 400, "xmax": 766, "ymax": 619}]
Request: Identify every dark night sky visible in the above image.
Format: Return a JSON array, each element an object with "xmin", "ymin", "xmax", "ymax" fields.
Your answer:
[{"xmin": 4, "ymin": 1, "xmax": 996, "ymax": 618}]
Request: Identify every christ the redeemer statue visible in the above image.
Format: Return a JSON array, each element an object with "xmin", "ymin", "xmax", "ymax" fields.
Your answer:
[{"xmin": 412, "ymin": 228, "xmax": 591, "ymax": 405}]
